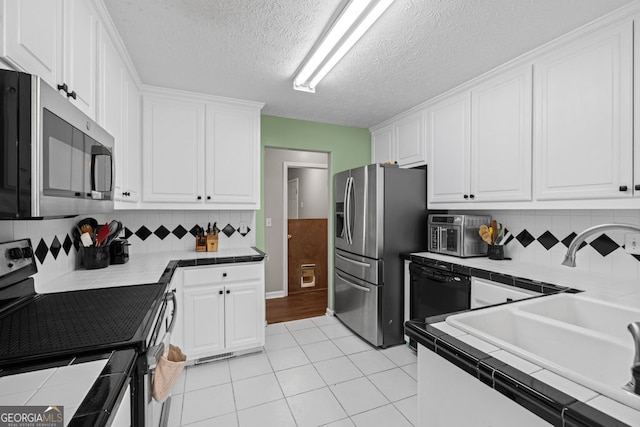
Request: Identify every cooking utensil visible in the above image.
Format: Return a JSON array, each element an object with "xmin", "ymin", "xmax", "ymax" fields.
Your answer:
[
  {"xmin": 491, "ymin": 220, "xmax": 498, "ymax": 244},
  {"xmin": 479, "ymin": 225, "xmax": 492, "ymax": 244},
  {"xmin": 104, "ymin": 221, "xmax": 123, "ymax": 247},
  {"xmin": 96, "ymin": 223, "xmax": 110, "ymax": 247},
  {"xmin": 80, "ymin": 232, "xmax": 93, "ymax": 247}
]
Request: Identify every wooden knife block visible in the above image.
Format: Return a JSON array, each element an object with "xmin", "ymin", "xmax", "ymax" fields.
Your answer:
[
  {"xmin": 195, "ymin": 236, "xmax": 207, "ymax": 252},
  {"xmin": 206, "ymin": 233, "xmax": 218, "ymax": 252}
]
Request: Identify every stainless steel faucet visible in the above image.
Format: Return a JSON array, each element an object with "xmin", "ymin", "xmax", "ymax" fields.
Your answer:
[
  {"xmin": 625, "ymin": 322, "xmax": 640, "ymax": 394},
  {"xmin": 561, "ymin": 223, "xmax": 640, "ymax": 267}
]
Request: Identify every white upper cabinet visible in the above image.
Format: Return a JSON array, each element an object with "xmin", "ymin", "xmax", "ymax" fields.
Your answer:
[
  {"xmin": 471, "ymin": 67, "xmax": 532, "ymax": 202},
  {"xmin": 142, "ymin": 94, "xmax": 205, "ymax": 203},
  {"xmin": 371, "ymin": 124, "xmax": 394, "ymax": 164},
  {"xmin": 141, "ymin": 89, "xmax": 263, "ymax": 209},
  {"xmin": 371, "ymin": 112, "xmax": 426, "ymax": 167},
  {"xmin": 534, "ymin": 20, "xmax": 633, "ymax": 201},
  {"xmin": 205, "ymin": 106, "xmax": 260, "ymax": 206},
  {"xmin": 114, "ymin": 72, "xmax": 141, "ymax": 203},
  {"xmin": 428, "ymin": 66, "xmax": 532, "ymax": 204},
  {"xmin": 427, "ymin": 92, "xmax": 470, "ymax": 203},
  {"xmin": 3, "ymin": 0, "xmax": 61, "ymax": 87},
  {"xmin": 62, "ymin": 0, "xmax": 98, "ymax": 117},
  {"xmin": 3, "ymin": 0, "xmax": 98, "ymax": 118}
]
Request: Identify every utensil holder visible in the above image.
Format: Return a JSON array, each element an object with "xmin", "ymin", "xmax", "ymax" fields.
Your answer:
[
  {"xmin": 81, "ymin": 245, "xmax": 110, "ymax": 269},
  {"xmin": 487, "ymin": 245, "xmax": 504, "ymax": 260}
]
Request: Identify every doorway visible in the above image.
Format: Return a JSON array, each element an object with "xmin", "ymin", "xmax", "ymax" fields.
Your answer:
[{"xmin": 264, "ymin": 148, "xmax": 330, "ymax": 324}]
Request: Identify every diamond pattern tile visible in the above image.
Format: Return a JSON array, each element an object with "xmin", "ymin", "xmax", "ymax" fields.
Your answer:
[
  {"xmin": 240, "ymin": 227, "xmax": 251, "ymax": 237},
  {"xmin": 222, "ymin": 224, "xmax": 236, "ymax": 238},
  {"xmin": 154, "ymin": 225, "xmax": 170, "ymax": 240},
  {"xmin": 561, "ymin": 232, "xmax": 587, "ymax": 251},
  {"xmin": 173, "ymin": 225, "xmax": 188, "ymax": 239},
  {"xmin": 189, "ymin": 225, "xmax": 200, "ymax": 237},
  {"xmin": 135, "ymin": 226, "xmax": 152, "ymax": 241},
  {"xmin": 63, "ymin": 234, "xmax": 73, "ymax": 255},
  {"xmin": 515, "ymin": 230, "xmax": 535, "ymax": 248},
  {"xmin": 73, "ymin": 239, "xmax": 80, "ymax": 252},
  {"xmin": 537, "ymin": 231, "xmax": 559, "ymax": 250},
  {"xmin": 124, "ymin": 227, "xmax": 133, "ymax": 239},
  {"xmin": 34, "ymin": 239, "xmax": 48, "ymax": 264},
  {"xmin": 504, "ymin": 234, "xmax": 515, "ymax": 245},
  {"xmin": 589, "ymin": 234, "xmax": 619, "ymax": 257},
  {"xmin": 50, "ymin": 236, "xmax": 62, "ymax": 260}
]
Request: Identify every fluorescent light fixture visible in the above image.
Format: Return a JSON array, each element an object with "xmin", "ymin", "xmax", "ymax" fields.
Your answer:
[{"xmin": 293, "ymin": 0, "xmax": 394, "ymax": 93}]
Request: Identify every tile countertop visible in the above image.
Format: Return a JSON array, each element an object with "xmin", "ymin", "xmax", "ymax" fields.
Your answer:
[
  {"xmin": 407, "ymin": 252, "xmax": 640, "ymax": 426},
  {"xmin": 410, "ymin": 252, "xmax": 640, "ymax": 304},
  {"xmin": 37, "ymin": 247, "xmax": 266, "ymax": 293}
]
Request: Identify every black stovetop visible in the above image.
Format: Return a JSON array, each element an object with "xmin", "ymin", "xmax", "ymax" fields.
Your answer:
[{"xmin": 0, "ymin": 283, "xmax": 166, "ymax": 368}]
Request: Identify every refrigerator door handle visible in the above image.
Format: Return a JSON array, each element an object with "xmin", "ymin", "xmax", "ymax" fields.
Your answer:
[
  {"xmin": 336, "ymin": 272, "xmax": 371, "ymax": 292},
  {"xmin": 336, "ymin": 253, "xmax": 371, "ymax": 268},
  {"xmin": 345, "ymin": 177, "xmax": 354, "ymax": 245}
]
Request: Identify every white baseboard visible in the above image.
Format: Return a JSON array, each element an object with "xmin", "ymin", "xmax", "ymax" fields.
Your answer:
[
  {"xmin": 325, "ymin": 307, "xmax": 335, "ymax": 316},
  {"xmin": 266, "ymin": 291, "xmax": 286, "ymax": 299}
]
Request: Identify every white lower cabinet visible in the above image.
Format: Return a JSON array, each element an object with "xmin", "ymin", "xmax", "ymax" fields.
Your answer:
[
  {"xmin": 180, "ymin": 262, "xmax": 265, "ymax": 363},
  {"xmin": 418, "ymin": 345, "xmax": 550, "ymax": 426}
]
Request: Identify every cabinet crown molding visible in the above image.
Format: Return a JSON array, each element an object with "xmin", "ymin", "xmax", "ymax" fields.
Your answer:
[{"xmin": 141, "ymin": 84, "xmax": 265, "ymax": 110}]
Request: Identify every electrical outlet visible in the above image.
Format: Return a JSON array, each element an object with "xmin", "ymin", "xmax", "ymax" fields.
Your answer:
[
  {"xmin": 266, "ymin": 218, "xmax": 272, "ymax": 227},
  {"xmin": 625, "ymin": 233, "xmax": 640, "ymax": 254},
  {"xmin": 239, "ymin": 221, "xmax": 248, "ymax": 234}
]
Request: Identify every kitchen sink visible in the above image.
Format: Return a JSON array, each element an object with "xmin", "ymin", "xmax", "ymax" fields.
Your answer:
[{"xmin": 446, "ymin": 293, "xmax": 640, "ymax": 410}]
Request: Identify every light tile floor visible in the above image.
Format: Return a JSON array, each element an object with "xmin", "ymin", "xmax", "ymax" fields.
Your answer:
[{"xmin": 168, "ymin": 315, "xmax": 418, "ymax": 426}]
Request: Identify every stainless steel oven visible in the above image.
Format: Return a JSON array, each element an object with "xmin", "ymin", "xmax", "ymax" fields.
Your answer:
[{"xmin": 428, "ymin": 214, "xmax": 491, "ymax": 257}]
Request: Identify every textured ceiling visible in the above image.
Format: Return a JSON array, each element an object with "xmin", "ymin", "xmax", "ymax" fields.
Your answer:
[{"xmin": 104, "ymin": 0, "xmax": 634, "ymax": 129}]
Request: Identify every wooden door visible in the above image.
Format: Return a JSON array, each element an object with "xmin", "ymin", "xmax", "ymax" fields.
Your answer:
[{"xmin": 287, "ymin": 219, "xmax": 327, "ymax": 294}]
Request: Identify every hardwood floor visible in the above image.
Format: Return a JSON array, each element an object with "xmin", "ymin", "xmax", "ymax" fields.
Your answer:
[{"xmin": 266, "ymin": 289, "xmax": 328, "ymax": 324}]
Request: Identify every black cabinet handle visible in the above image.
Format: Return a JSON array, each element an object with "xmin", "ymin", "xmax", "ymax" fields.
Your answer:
[
  {"xmin": 67, "ymin": 90, "xmax": 77, "ymax": 100},
  {"xmin": 463, "ymin": 195, "xmax": 469, "ymax": 199},
  {"xmin": 57, "ymin": 83, "xmax": 68, "ymax": 93},
  {"xmin": 207, "ymin": 196, "xmax": 211, "ymax": 200},
  {"xmin": 635, "ymin": 185, "xmax": 640, "ymax": 191},
  {"xmin": 222, "ymin": 273, "xmax": 227, "ymax": 278},
  {"xmin": 74, "ymin": 192, "xmax": 81, "ymax": 197},
  {"xmin": 620, "ymin": 186, "xmax": 628, "ymax": 192},
  {"xmin": 226, "ymin": 289, "xmax": 230, "ymax": 294},
  {"xmin": 219, "ymin": 290, "xmax": 223, "ymax": 295},
  {"xmin": 469, "ymin": 194, "xmax": 475, "ymax": 199},
  {"xmin": 197, "ymin": 196, "xmax": 202, "ymax": 200}
]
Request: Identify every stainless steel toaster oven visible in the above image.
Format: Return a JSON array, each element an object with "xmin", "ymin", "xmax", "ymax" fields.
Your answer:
[{"xmin": 428, "ymin": 214, "xmax": 491, "ymax": 257}]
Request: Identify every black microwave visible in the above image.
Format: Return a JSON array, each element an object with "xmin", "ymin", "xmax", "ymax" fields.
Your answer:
[{"xmin": 0, "ymin": 70, "xmax": 114, "ymax": 218}]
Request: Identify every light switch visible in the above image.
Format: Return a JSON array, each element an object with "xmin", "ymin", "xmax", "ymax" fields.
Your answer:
[
  {"xmin": 239, "ymin": 222, "xmax": 248, "ymax": 234},
  {"xmin": 625, "ymin": 233, "xmax": 640, "ymax": 254},
  {"xmin": 266, "ymin": 218, "xmax": 272, "ymax": 227}
]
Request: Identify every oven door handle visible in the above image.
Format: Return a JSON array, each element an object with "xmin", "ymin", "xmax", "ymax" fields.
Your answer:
[{"xmin": 165, "ymin": 290, "xmax": 177, "ymax": 335}]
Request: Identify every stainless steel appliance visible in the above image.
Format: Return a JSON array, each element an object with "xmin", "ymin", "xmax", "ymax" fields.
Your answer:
[
  {"xmin": 0, "ymin": 70, "xmax": 114, "ymax": 219},
  {"xmin": 334, "ymin": 164, "xmax": 427, "ymax": 348},
  {"xmin": 427, "ymin": 214, "xmax": 491, "ymax": 257},
  {"xmin": 0, "ymin": 238, "xmax": 175, "ymax": 426},
  {"xmin": 408, "ymin": 261, "xmax": 471, "ymax": 349}
]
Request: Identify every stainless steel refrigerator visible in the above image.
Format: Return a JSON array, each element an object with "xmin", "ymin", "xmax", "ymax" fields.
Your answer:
[{"xmin": 334, "ymin": 163, "xmax": 427, "ymax": 348}]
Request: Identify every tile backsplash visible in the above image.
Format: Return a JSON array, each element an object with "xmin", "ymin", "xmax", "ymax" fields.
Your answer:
[
  {"xmin": 0, "ymin": 210, "xmax": 255, "ymax": 287},
  {"xmin": 454, "ymin": 209, "xmax": 640, "ymax": 281}
]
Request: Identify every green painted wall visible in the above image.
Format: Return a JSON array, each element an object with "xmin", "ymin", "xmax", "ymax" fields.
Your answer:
[
  {"xmin": 257, "ymin": 115, "xmax": 371, "ymax": 309},
  {"xmin": 257, "ymin": 115, "xmax": 371, "ymax": 250}
]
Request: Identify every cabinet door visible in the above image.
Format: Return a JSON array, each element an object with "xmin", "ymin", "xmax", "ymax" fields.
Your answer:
[
  {"xmin": 534, "ymin": 21, "xmax": 633, "ymax": 200},
  {"xmin": 427, "ymin": 93, "xmax": 471, "ymax": 203},
  {"xmin": 115, "ymin": 74, "xmax": 140, "ymax": 203},
  {"xmin": 62, "ymin": 0, "xmax": 97, "ymax": 118},
  {"xmin": 183, "ymin": 285, "xmax": 225, "ymax": 360},
  {"xmin": 371, "ymin": 125, "xmax": 395, "ymax": 164},
  {"xmin": 471, "ymin": 66, "xmax": 532, "ymax": 202},
  {"xmin": 4, "ymin": 0, "xmax": 61, "ymax": 87},
  {"xmin": 98, "ymin": 30, "xmax": 123, "ymax": 150},
  {"xmin": 225, "ymin": 282, "xmax": 263, "ymax": 350},
  {"xmin": 395, "ymin": 111, "xmax": 426, "ymax": 167},
  {"xmin": 205, "ymin": 107, "xmax": 259, "ymax": 207},
  {"xmin": 142, "ymin": 95, "xmax": 205, "ymax": 202}
]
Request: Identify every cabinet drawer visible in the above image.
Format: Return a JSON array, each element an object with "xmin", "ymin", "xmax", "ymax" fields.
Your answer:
[
  {"xmin": 183, "ymin": 262, "xmax": 263, "ymax": 286},
  {"xmin": 471, "ymin": 277, "xmax": 539, "ymax": 309}
]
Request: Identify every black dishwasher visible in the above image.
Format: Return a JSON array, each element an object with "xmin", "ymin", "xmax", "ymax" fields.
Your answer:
[{"xmin": 409, "ymin": 262, "xmax": 471, "ymax": 348}]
